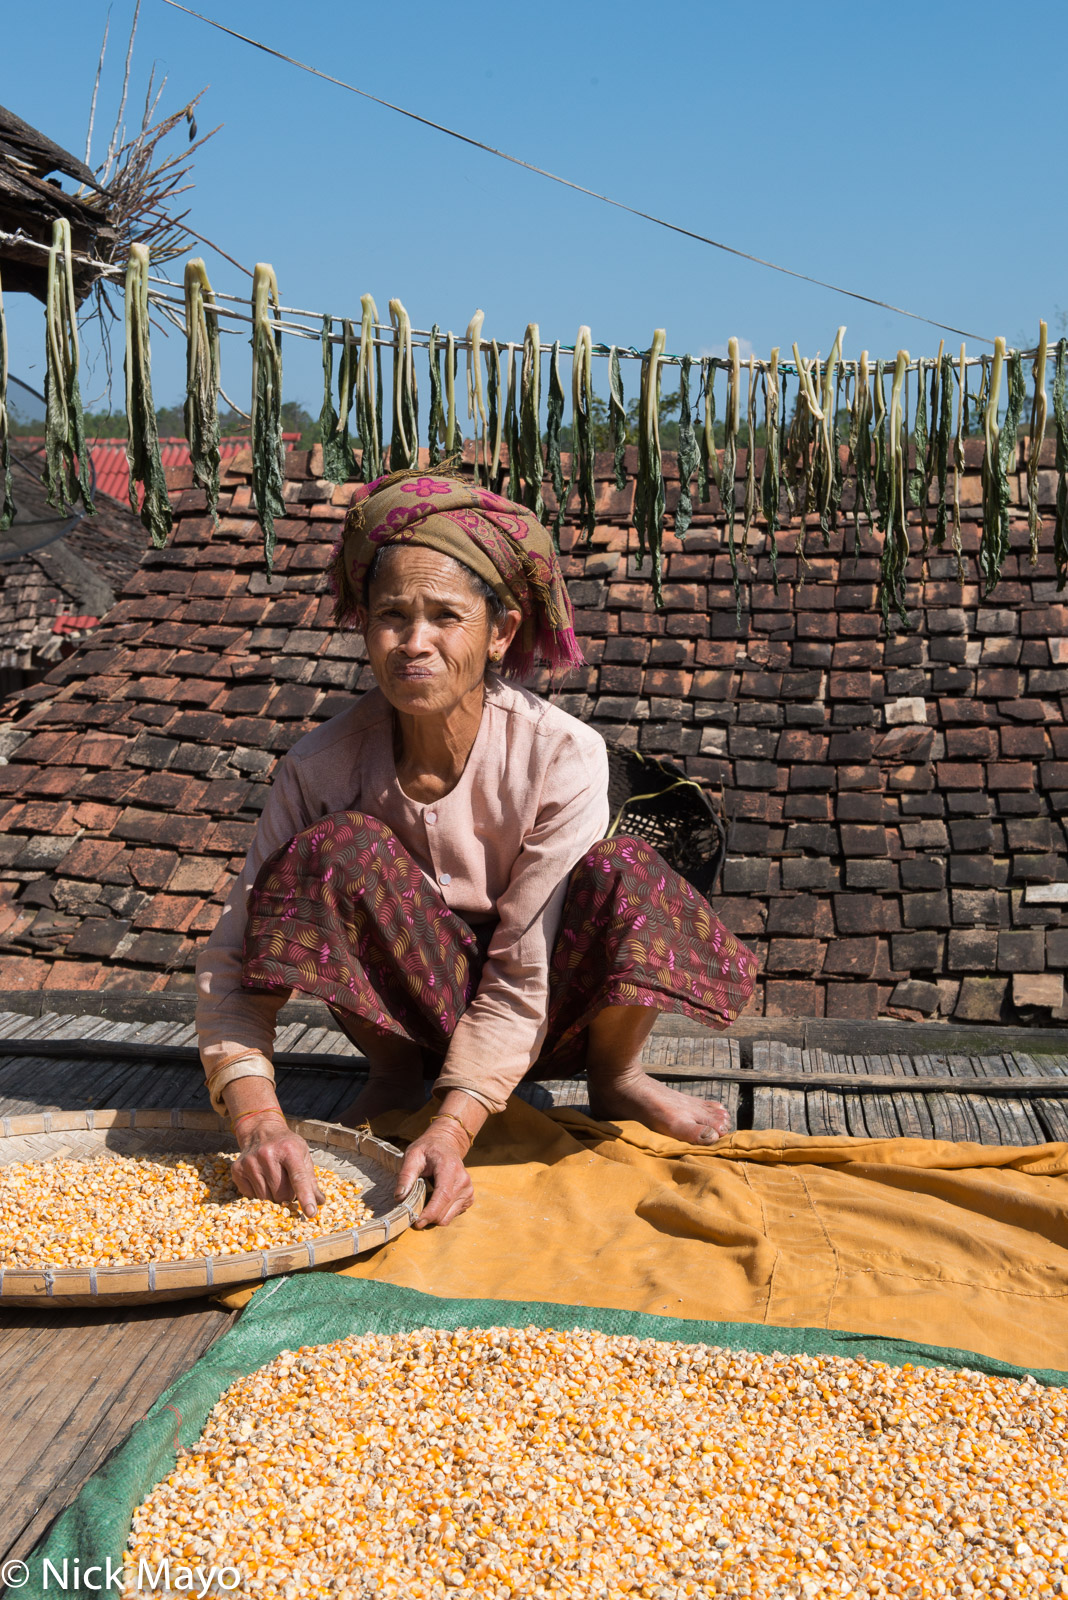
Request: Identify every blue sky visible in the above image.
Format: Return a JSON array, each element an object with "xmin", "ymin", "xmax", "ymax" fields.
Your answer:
[{"xmin": 3, "ymin": 0, "xmax": 1065, "ymax": 418}]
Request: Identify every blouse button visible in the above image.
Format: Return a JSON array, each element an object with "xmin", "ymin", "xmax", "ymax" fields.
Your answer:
[
  {"xmin": 426, "ymin": 811, "xmax": 437, "ymax": 825},
  {"xmin": 439, "ymin": 872, "xmax": 452, "ymax": 885}
]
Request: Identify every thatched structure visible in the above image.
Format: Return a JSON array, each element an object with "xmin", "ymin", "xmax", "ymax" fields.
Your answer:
[{"xmin": 0, "ymin": 105, "xmax": 117, "ymax": 303}]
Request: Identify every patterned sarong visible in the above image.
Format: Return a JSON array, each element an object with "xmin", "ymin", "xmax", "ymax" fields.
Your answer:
[{"xmin": 242, "ymin": 812, "xmax": 757, "ymax": 1079}]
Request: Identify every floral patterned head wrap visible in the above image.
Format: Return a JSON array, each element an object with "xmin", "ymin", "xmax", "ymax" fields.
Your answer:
[{"xmin": 329, "ymin": 470, "xmax": 585, "ymax": 681}]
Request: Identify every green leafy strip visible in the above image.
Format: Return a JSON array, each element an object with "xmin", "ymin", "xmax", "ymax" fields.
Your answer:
[
  {"xmin": 908, "ymin": 357, "xmax": 929, "ymax": 535},
  {"xmin": 608, "ymin": 347, "xmax": 627, "ymax": 491},
  {"xmin": 389, "ymin": 299, "xmax": 419, "ymax": 471},
  {"xmin": 571, "ymin": 325, "xmax": 596, "ymax": 544},
  {"xmin": 427, "ymin": 324, "xmax": 443, "ymax": 469},
  {"xmin": 1054, "ymin": 338, "xmax": 1068, "ymax": 590},
  {"xmin": 519, "ymin": 323, "xmax": 543, "ymax": 520},
  {"xmin": 722, "ymin": 337, "xmax": 741, "ymax": 596},
  {"xmin": 633, "ymin": 328, "xmax": 667, "ymax": 602},
  {"xmin": 979, "ymin": 340, "xmax": 1025, "ymax": 596},
  {"xmin": 951, "ymin": 345, "xmax": 967, "ymax": 579},
  {"xmin": 741, "ymin": 355, "xmax": 759, "ymax": 561},
  {"xmin": 356, "ymin": 294, "xmax": 382, "ymax": 483},
  {"xmin": 0, "ymin": 266, "xmax": 14, "ymax": 532},
  {"xmin": 675, "ymin": 354, "xmax": 698, "ymax": 541},
  {"xmin": 182, "ymin": 259, "xmax": 220, "ymax": 525},
  {"xmin": 872, "ymin": 359, "xmax": 889, "ymax": 536},
  {"xmin": 545, "ymin": 339, "xmax": 567, "ymax": 542},
  {"xmin": 932, "ymin": 350, "xmax": 953, "ymax": 549},
  {"xmin": 466, "ymin": 310, "xmax": 487, "ymax": 484},
  {"xmin": 43, "ymin": 219, "xmax": 94, "ymax": 516},
  {"xmin": 848, "ymin": 351, "xmax": 873, "ymax": 551},
  {"xmin": 697, "ymin": 356, "xmax": 718, "ymax": 505},
  {"xmin": 442, "ymin": 330, "xmax": 458, "ymax": 459},
  {"xmin": 124, "ymin": 244, "xmax": 173, "ymax": 549},
  {"xmin": 1027, "ymin": 322, "xmax": 1049, "ymax": 566},
  {"xmin": 813, "ymin": 326, "xmax": 845, "ymax": 537},
  {"xmin": 505, "ymin": 343, "xmax": 522, "ymax": 503},
  {"xmin": 250, "ymin": 262, "xmax": 286, "ymax": 572},
  {"xmin": 486, "ymin": 340, "xmax": 503, "ymax": 490},
  {"xmin": 760, "ymin": 349, "xmax": 781, "ymax": 588},
  {"xmin": 320, "ymin": 316, "xmax": 357, "ymax": 486},
  {"xmin": 879, "ymin": 350, "xmax": 911, "ymax": 627},
  {"xmin": 788, "ymin": 342, "xmax": 822, "ymax": 572}
]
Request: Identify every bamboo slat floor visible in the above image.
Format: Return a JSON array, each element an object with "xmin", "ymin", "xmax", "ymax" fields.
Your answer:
[{"xmin": 1, "ymin": 1009, "xmax": 1067, "ymax": 1571}]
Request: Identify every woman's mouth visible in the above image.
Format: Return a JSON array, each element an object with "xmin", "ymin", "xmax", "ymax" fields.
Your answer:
[{"xmin": 391, "ymin": 664, "xmax": 435, "ymax": 681}]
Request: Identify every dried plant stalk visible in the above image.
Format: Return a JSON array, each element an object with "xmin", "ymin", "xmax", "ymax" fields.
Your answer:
[
  {"xmin": 741, "ymin": 354, "xmax": 759, "ymax": 560},
  {"xmin": 466, "ymin": 310, "xmax": 487, "ymax": 483},
  {"xmin": 697, "ymin": 356, "xmax": 718, "ymax": 505},
  {"xmin": 760, "ymin": 347, "xmax": 781, "ymax": 587},
  {"xmin": 849, "ymin": 352, "xmax": 873, "ymax": 548},
  {"xmin": 879, "ymin": 350, "xmax": 911, "ymax": 626},
  {"xmin": 634, "ymin": 328, "xmax": 667, "ymax": 601},
  {"xmin": 183, "ymin": 258, "xmax": 220, "ymax": 521},
  {"xmin": 356, "ymin": 295, "xmax": 382, "ymax": 482},
  {"xmin": 389, "ymin": 299, "xmax": 419, "ymax": 471},
  {"xmin": 1028, "ymin": 321, "xmax": 1049, "ymax": 566},
  {"xmin": 1054, "ymin": 338, "xmax": 1068, "ymax": 591},
  {"xmin": 519, "ymin": 324, "xmax": 543, "ymax": 520},
  {"xmin": 43, "ymin": 219, "xmax": 94, "ymax": 515},
  {"xmin": 675, "ymin": 354, "xmax": 698, "ymax": 541},
  {"xmin": 486, "ymin": 340, "xmax": 503, "ymax": 489},
  {"xmin": 427, "ymin": 325, "xmax": 443, "ymax": 469},
  {"xmin": 571, "ymin": 325, "xmax": 596, "ymax": 544},
  {"xmin": 124, "ymin": 242, "xmax": 172, "ymax": 548},
  {"xmin": 545, "ymin": 339, "xmax": 567, "ymax": 541},
  {"xmin": 250, "ymin": 262, "xmax": 286, "ymax": 571},
  {"xmin": 608, "ymin": 348, "xmax": 627, "ymax": 492}
]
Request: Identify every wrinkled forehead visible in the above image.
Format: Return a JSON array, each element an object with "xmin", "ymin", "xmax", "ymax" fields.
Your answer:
[{"xmin": 366, "ymin": 543, "xmax": 484, "ymax": 598}]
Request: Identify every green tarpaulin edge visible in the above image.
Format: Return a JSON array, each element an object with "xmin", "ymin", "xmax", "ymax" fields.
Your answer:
[{"xmin": 22, "ymin": 1273, "xmax": 1068, "ymax": 1596}]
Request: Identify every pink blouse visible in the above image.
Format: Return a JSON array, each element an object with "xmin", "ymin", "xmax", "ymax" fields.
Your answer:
[{"xmin": 195, "ymin": 676, "xmax": 610, "ymax": 1113}]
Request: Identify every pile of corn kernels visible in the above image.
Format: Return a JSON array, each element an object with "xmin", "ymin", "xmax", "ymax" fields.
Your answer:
[
  {"xmin": 0, "ymin": 1152, "xmax": 371, "ymax": 1267},
  {"xmin": 123, "ymin": 1326, "xmax": 1068, "ymax": 1599}
]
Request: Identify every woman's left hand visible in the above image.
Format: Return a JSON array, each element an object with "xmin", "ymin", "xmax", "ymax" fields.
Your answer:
[{"xmin": 395, "ymin": 1120, "xmax": 474, "ymax": 1228}]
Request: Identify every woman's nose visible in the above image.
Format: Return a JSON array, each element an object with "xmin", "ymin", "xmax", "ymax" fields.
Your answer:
[{"xmin": 400, "ymin": 619, "xmax": 432, "ymax": 653}]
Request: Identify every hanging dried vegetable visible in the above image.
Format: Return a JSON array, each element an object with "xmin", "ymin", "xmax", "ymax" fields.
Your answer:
[
  {"xmin": 907, "ymin": 358, "xmax": 928, "ymax": 529},
  {"xmin": 848, "ymin": 352, "xmax": 873, "ymax": 548},
  {"xmin": 741, "ymin": 355, "xmax": 759, "ymax": 560},
  {"xmin": 697, "ymin": 356, "xmax": 718, "ymax": 505},
  {"xmin": 1054, "ymin": 338, "xmax": 1068, "ymax": 591},
  {"xmin": 879, "ymin": 350, "xmax": 911, "ymax": 626},
  {"xmin": 250, "ymin": 262, "xmax": 286, "ymax": 572},
  {"xmin": 951, "ymin": 345, "xmax": 967, "ymax": 579},
  {"xmin": 427, "ymin": 325, "xmax": 443, "ymax": 468},
  {"xmin": 931, "ymin": 349, "xmax": 953, "ymax": 549},
  {"xmin": 356, "ymin": 295, "xmax": 382, "ymax": 483},
  {"xmin": 443, "ymin": 331, "xmax": 459, "ymax": 459},
  {"xmin": 571, "ymin": 325, "xmax": 597, "ymax": 544},
  {"xmin": 633, "ymin": 328, "xmax": 667, "ymax": 600},
  {"xmin": 124, "ymin": 244, "xmax": 173, "ymax": 549},
  {"xmin": 872, "ymin": 359, "xmax": 889, "ymax": 534},
  {"xmin": 0, "ymin": 268, "xmax": 14, "ymax": 533},
  {"xmin": 675, "ymin": 354, "xmax": 699, "ymax": 540},
  {"xmin": 43, "ymin": 218, "xmax": 93, "ymax": 515},
  {"xmin": 486, "ymin": 340, "xmax": 503, "ymax": 489},
  {"xmin": 183, "ymin": 258, "xmax": 221, "ymax": 522},
  {"xmin": 722, "ymin": 337, "xmax": 741, "ymax": 586},
  {"xmin": 505, "ymin": 344, "xmax": 522, "ymax": 503},
  {"xmin": 1027, "ymin": 321, "xmax": 1049, "ymax": 565},
  {"xmin": 466, "ymin": 310, "xmax": 487, "ymax": 482},
  {"xmin": 388, "ymin": 299, "xmax": 419, "ymax": 471},
  {"xmin": 608, "ymin": 347, "xmax": 627, "ymax": 491},
  {"xmin": 519, "ymin": 324, "xmax": 543, "ymax": 520},
  {"xmin": 320, "ymin": 316, "xmax": 357, "ymax": 485},
  {"xmin": 760, "ymin": 348, "xmax": 781, "ymax": 587},
  {"xmin": 788, "ymin": 342, "xmax": 822, "ymax": 567},
  {"xmin": 545, "ymin": 339, "xmax": 567, "ymax": 540},
  {"xmin": 979, "ymin": 339, "xmax": 1026, "ymax": 595},
  {"xmin": 813, "ymin": 326, "xmax": 844, "ymax": 536}
]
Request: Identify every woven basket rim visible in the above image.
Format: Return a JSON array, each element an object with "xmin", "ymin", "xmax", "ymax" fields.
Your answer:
[{"xmin": 0, "ymin": 1107, "xmax": 423, "ymax": 1300}]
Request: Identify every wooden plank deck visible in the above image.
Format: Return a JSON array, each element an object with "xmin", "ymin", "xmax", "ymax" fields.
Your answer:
[{"xmin": 1, "ymin": 1010, "xmax": 1067, "ymax": 1570}]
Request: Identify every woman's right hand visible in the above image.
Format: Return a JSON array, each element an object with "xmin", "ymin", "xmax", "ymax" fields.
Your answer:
[{"xmin": 231, "ymin": 1111, "xmax": 324, "ymax": 1218}]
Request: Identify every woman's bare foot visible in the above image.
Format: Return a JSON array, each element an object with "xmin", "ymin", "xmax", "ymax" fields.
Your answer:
[
  {"xmin": 587, "ymin": 1065, "xmax": 731, "ymax": 1144},
  {"xmin": 339, "ymin": 1071, "xmax": 428, "ymax": 1126}
]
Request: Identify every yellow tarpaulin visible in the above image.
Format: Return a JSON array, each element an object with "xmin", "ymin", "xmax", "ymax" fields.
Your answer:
[{"xmin": 225, "ymin": 1099, "xmax": 1068, "ymax": 1370}]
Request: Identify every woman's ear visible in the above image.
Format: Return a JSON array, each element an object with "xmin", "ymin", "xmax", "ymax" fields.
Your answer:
[{"xmin": 491, "ymin": 608, "xmax": 523, "ymax": 658}]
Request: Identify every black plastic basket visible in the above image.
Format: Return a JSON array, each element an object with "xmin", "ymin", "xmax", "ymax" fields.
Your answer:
[{"xmin": 603, "ymin": 741, "xmax": 728, "ymax": 898}]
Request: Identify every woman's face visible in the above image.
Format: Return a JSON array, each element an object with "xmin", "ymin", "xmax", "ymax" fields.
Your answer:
[{"xmin": 358, "ymin": 548, "xmax": 520, "ymax": 720}]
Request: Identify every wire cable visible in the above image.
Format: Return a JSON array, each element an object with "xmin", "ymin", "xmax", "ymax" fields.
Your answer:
[{"xmin": 160, "ymin": 0, "xmax": 992, "ymax": 345}]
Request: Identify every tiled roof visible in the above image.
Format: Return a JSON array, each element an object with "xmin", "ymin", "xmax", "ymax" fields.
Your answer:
[{"xmin": 0, "ymin": 439, "xmax": 1064, "ymax": 1026}]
